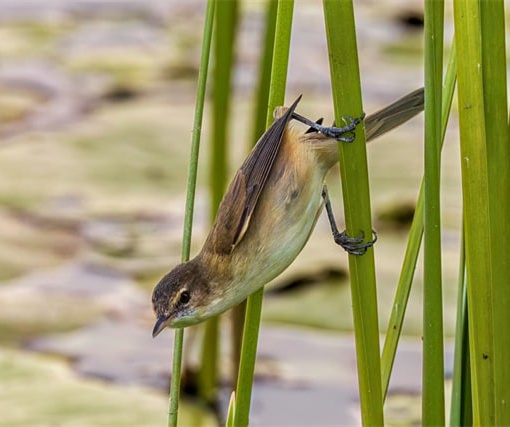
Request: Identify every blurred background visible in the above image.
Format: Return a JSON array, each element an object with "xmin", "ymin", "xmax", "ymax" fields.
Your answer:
[{"xmin": 0, "ymin": 1, "xmax": 460, "ymax": 426}]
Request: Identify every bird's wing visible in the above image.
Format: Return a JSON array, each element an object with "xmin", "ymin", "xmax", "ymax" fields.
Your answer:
[{"xmin": 206, "ymin": 96, "xmax": 302, "ymax": 255}]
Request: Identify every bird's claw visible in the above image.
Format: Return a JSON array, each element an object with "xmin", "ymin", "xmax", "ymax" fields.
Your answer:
[
  {"xmin": 319, "ymin": 113, "xmax": 366, "ymax": 143},
  {"xmin": 333, "ymin": 229, "xmax": 377, "ymax": 255}
]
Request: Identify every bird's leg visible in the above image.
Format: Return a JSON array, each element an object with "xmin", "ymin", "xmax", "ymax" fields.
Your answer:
[
  {"xmin": 292, "ymin": 112, "xmax": 365, "ymax": 142},
  {"xmin": 305, "ymin": 117, "xmax": 324, "ymax": 134},
  {"xmin": 321, "ymin": 185, "xmax": 377, "ymax": 255}
]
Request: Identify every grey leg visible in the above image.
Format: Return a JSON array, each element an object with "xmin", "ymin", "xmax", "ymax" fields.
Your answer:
[
  {"xmin": 292, "ymin": 112, "xmax": 365, "ymax": 142},
  {"xmin": 322, "ymin": 185, "xmax": 377, "ymax": 255}
]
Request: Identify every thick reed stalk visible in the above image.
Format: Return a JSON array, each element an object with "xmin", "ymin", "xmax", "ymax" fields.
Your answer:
[
  {"xmin": 323, "ymin": 1, "xmax": 383, "ymax": 425},
  {"xmin": 453, "ymin": 0, "xmax": 495, "ymax": 424},
  {"xmin": 422, "ymin": 0, "xmax": 445, "ymax": 425},
  {"xmin": 479, "ymin": 1, "xmax": 510, "ymax": 424}
]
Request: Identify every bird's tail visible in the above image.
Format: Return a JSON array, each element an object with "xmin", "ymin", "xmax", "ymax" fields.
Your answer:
[{"xmin": 365, "ymin": 87, "xmax": 424, "ymax": 142}]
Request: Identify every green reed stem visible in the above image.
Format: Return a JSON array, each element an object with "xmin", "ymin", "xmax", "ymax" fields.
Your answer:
[
  {"xmin": 479, "ymin": 1, "xmax": 510, "ymax": 424},
  {"xmin": 264, "ymin": 2, "xmax": 293, "ymax": 124},
  {"xmin": 252, "ymin": 0, "xmax": 278, "ymax": 145},
  {"xmin": 453, "ymin": 0, "xmax": 494, "ymax": 424},
  {"xmin": 233, "ymin": 2, "xmax": 294, "ymax": 426},
  {"xmin": 209, "ymin": 0, "xmax": 238, "ymax": 215},
  {"xmin": 322, "ymin": 1, "xmax": 382, "ymax": 425},
  {"xmin": 422, "ymin": 0, "xmax": 445, "ymax": 425},
  {"xmin": 169, "ymin": 1, "xmax": 216, "ymax": 426}
]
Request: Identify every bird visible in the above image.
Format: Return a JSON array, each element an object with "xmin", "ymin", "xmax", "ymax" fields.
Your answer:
[{"xmin": 152, "ymin": 88, "xmax": 424, "ymax": 336}]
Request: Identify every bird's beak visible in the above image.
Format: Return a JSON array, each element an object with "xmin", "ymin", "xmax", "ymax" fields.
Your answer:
[{"xmin": 152, "ymin": 315, "xmax": 169, "ymax": 338}]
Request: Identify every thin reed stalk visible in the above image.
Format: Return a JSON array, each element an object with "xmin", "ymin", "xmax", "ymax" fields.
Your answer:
[{"xmin": 168, "ymin": 0, "xmax": 216, "ymax": 426}]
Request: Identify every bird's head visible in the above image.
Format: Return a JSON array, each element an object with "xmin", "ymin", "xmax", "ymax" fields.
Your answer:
[{"xmin": 151, "ymin": 260, "xmax": 212, "ymax": 336}]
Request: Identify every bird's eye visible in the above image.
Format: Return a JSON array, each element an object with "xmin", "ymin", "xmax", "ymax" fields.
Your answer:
[{"xmin": 179, "ymin": 290, "xmax": 190, "ymax": 305}]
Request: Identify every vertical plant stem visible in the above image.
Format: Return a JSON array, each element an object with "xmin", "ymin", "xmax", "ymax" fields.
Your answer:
[
  {"xmin": 322, "ymin": 1, "xmax": 383, "ymax": 425},
  {"xmin": 231, "ymin": 0, "xmax": 278, "ymax": 388},
  {"xmin": 251, "ymin": 0, "xmax": 278, "ymax": 144},
  {"xmin": 209, "ymin": 0, "xmax": 238, "ymax": 213},
  {"xmin": 422, "ymin": 0, "xmax": 445, "ymax": 425},
  {"xmin": 380, "ymin": 43, "xmax": 456, "ymax": 399},
  {"xmin": 453, "ymin": 0, "xmax": 495, "ymax": 424},
  {"xmin": 233, "ymin": 289, "xmax": 263, "ymax": 427},
  {"xmin": 450, "ymin": 224, "xmax": 473, "ymax": 426},
  {"xmin": 230, "ymin": 305, "xmax": 246, "ymax": 391},
  {"xmin": 479, "ymin": 1, "xmax": 510, "ymax": 425},
  {"xmin": 199, "ymin": 0, "xmax": 239, "ymax": 405},
  {"xmin": 233, "ymin": 2, "xmax": 294, "ymax": 426},
  {"xmin": 168, "ymin": 1, "xmax": 216, "ymax": 426},
  {"xmin": 264, "ymin": 1, "xmax": 294, "ymax": 123}
]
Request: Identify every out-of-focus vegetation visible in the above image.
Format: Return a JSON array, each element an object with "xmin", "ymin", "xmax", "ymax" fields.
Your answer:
[{"xmin": 0, "ymin": 349, "xmax": 216, "ymax": 427}]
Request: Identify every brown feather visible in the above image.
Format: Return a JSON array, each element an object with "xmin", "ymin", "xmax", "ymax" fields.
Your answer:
[
  {"xmin": 204, "ymin": 96, "xmax": 302, "ymax": 255},
  {"xmin": 207, "ymin": 170, "xmax": 247, "ymax": 254},
  {"xmin": 365, "ymin": 87, "xmax": 424, "ymax": 141}
]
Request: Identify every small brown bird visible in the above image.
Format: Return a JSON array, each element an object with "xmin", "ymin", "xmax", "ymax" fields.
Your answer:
[{"xmin": 152, "ymin": 88, "xmax": 424, "ymax": 336}]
